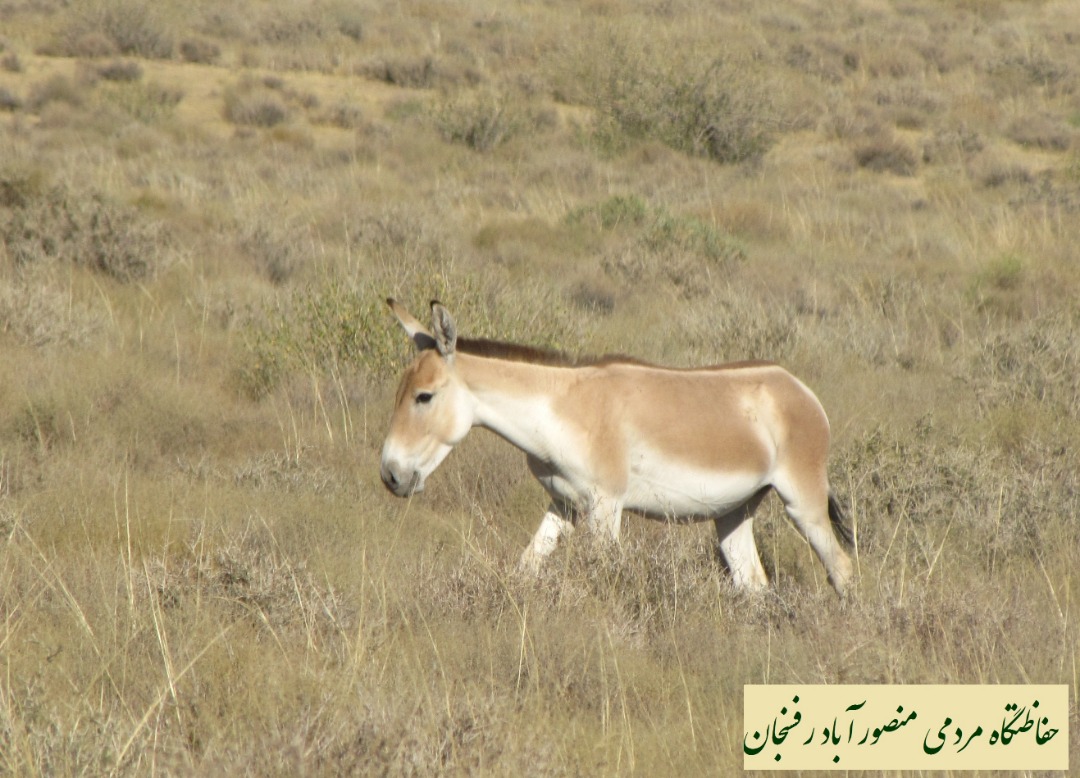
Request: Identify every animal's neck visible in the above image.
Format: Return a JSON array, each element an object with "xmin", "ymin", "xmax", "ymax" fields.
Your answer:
[{"xmin": 455, "ymin": 353, "xmax": 578, "ymax": 460}]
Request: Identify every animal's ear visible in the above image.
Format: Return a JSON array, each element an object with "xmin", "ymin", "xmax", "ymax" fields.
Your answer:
[
  {"xmin": 387, "ymin": 298, "xmax": 437, "ymax": 351},
  {"xmin": 430, "ymin": 300, "xmax": 457, "ymax": 360}
]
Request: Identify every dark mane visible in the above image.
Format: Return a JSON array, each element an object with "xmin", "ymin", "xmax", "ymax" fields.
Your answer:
[
  {"xmin": 456, "ymin": 337, "xmax": 777, "ymax": 372},
  {"xmin": 456, "ymin": 337, "xmax": 650, "ymax": 368}
]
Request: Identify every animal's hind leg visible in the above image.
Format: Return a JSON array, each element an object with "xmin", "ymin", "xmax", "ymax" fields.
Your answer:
[
  {"xmin": 773, "ymin": 473, "xmax": 853, "ymax": 595},
  {"xmin": 519, "ymin": 502, "xmax": 574, "ymax": 572},
  {"xmin": 714, "ymin": 490, "xmax": 770, "ymax": 591}
]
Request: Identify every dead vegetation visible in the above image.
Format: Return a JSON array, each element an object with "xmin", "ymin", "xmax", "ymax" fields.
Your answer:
[{"xmin": 1, "ymin": 0, "xmax": 1078, "ymax": 773}]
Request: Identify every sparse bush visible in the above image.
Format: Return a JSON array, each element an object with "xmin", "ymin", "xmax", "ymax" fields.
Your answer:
[
  {"xmin": 48, "ymin": 1, "xmax": 175, "ymax": 59},
  {"xmin": 434, "ymin": 88, "xmax": 526, "ymax": 152},
  {"xmin": 555, "ymin": 29, "xmax": 778, "ymax": 164},
  {"xmin": 224, "ymin": 88, "xmax": 288, "ymax": 127},
  {"xmin": 974, "ymin": 311, "xmax": 1080, "ymax": 413},
  {"xmin": 566, "ymin": 194, "xmax": 648, "ymax": 230},
  {"xmin": 27, "ymin": 74, "xmax": 83, "ymax": 111},
  {"xmin": 179, "ymin": 37, "xmax": 221, "ymax": 64},
  {"xmin": 241, "ymin": 221, "xmax": 306, "ymax": 285},
  {"xmin": 2, "ymin": 183, "xmax": 170, "ymax": 282},
  {"xmin": 0, "ymin": 276, "xmax": 104, "ymax": 348},
  {"xmin": 0, "ymin": 87, "xmax": 21, "ymax": 112},
  {"xmin": 96, "ymin": 59, "xmax": 143, "ymax": 82},
  {"xmin": 854, "ymin": 135, "xmax": 918, "ymax": 175},
  {"xmin": 100, "ymin": 80, "xmax": 184, "ymax": 123},
  {"xmin": 1005, "ymin": 114, "xmax": 1074, "ymax": 152},
  {"xmin": 239, "ymin": 279, "xmax": 401, "ymax": 399},
  {"xmin": 319, "ymin": 101, "xmax": 364, "ymax": 129},
  {"xmin": 333, "ymin": 7, "xmax": 364, "ymax": 43},
  {"xmin": 362, "ymin": 55, "xmax": 438, "ymax": 88},
  {"xmin": 571, "ymin": 195, "xmax": 746, "ymax": 298}
]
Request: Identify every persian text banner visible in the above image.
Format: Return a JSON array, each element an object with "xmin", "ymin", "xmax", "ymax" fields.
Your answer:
[{"xmin": 743, "ymin": 684, "xmax": 1067, "ymax": 771}]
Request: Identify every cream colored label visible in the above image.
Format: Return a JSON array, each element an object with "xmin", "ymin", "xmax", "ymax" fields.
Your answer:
[{"xmin": 743, "ymin": 684, "xmax": 1068, "ymax": 770}]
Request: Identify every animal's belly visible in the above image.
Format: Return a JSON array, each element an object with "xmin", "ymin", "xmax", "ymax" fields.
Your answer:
[{"xmin": 623, "ymin": 461, "xmax": 766, "ymax": 519}]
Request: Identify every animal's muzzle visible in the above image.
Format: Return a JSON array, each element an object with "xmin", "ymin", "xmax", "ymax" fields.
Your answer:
[{"xmin": 381, "ymin": 461, "xmax": 420, "ymax": 497}]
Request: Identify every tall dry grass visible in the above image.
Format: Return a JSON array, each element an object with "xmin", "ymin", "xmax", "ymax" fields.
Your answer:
[{"xmin": 1, "ymin": 0, "xmax": 1078, "ymax": 773}]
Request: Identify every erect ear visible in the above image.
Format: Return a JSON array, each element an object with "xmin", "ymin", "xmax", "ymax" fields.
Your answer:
[
  {"xmin": 386, "ymin": 298, "xmax": 437, "ymax": 351},
  {"xmin": 430, "ymin": 300, "xmax": 456, "ymax": 360}
]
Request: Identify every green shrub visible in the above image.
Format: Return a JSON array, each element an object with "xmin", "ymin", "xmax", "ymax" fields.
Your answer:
[
  {"xmin": 240, "ymin": 279, "xmax": 401, "ymax": 399},
  {"xmin": 570, "ymin": 195, "xmax": 746, "ymax": 262}
]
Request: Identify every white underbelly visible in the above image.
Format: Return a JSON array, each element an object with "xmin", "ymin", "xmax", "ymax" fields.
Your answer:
[{"xmin": 623, "ymin": 458, "xmax": 767, "ymax": 519}]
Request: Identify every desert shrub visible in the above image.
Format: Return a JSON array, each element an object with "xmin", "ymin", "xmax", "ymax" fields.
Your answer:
[
  {"xmin": 555, "ymin": 28, "xmax": 778, "ymax": 164},
  {"xmin": 835, "ymin": 418, "xmax": 1080, "ymax": 570},
  {"xmin": 566, "ymin": 194, "xmax": 648, "ymax": 230},
  {"xmin": 360, "ymin": 56, "xmax": 439, "ymax": 88},
  {"xmin": 332, "ymin": 5, "xmax": 365, "ymax": 43},
  {"xmin": 973, "ymin": 311, "xmax": 1080, "ymax": 414},
  {"xmin": 179, "ymin": 37, "xmax": 221, "ymax": 64},
  {"xmin": 675, "ymin": 287, "xmax": 799, "ymax": 363},
  {"xmin": 921, "ymin": 126, "xmax": 984, "ymax": 165},
  {"xmin": 26, "ymin": 75, "xmax": 83, "ymax": 111},
  {"xmin": 241, "ymin": 267, "xmax": 583, "ymax": 400},
  {"xmin": 254, "ymin": 7, "xmax": 332, "ymax": 47},
  {"xmin": 96, "ymin": 59, "xmax": 142, "ymax": 82},
  {"xmin": 240, "ymin": 279, "xmax": 410, "ymax": 400},
  {"xmin": 854, "ymin": 135, "xmax": 918, "ymax": 175},
  {"xmin": 570, "ymin": 195, "xmax": 745, "ymax": 262},
  {"xmin": 987, "ymin": 50, "xmax": 1073, "ymax": 98},
  {"xmin": 643, "ymin": 210, "xmax": 747, "ymax": 266},
  {"xmin": 570, "ymin": 195, "xmax": 746, "ymax": 299},
  {"xmin": 240, "ymin": 208, "xmax": 583, "ymax": 399},
  {"xmin": 100, "ymin": 81, "xmax": 183, "ymax": 123},
  {"xmin": 433, "ymin": 88, "xmax": 528, "ymax": 152},
  {"xmin": 318, "ymin": 101, "xmax": 365, "ymax": 130},
  {"xmin": 2, "ymin": 53, "xmax": 22, "ymax": 73},
  {"xmin": 1005, "ymin": 114, "xmax": 1074, "ymax": 152},
  {"xmin": 47, "ymin": 1, "xmax": 175, "ymax": 59},
  {"xmin": 0, "ymin": 87, "xmax": 21, "ymax": 112},
  {"xmin": 241, "ymin": 221, "xmax": 307, "ymax": 285},
  {"xmin": 0, "ymin": 276, "xmax": 104, "ymax": 348},
  {"xmin": 224, "ymin": 88, "xmax": 288, "ymax": 127},
  {"xmin": 1, "ymin": 183, "xmax": 170, "ymax": 282}
]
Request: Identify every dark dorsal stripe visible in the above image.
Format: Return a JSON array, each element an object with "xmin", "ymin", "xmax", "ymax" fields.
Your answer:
[{"xmin": 455, "ymin": 337, "xmax": 773, "ymax": 372}]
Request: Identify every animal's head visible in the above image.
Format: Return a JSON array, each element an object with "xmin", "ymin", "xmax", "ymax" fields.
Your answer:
[{"xmin": 380, "ymin": 299, "xmax": 473, "ymax": 497}]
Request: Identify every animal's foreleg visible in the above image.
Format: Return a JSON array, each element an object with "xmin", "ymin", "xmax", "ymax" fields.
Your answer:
[
  {"xmin": 584, "ymin": 496, "xmax": 623, "ymax": 546},
  {"xmin": 519, "ymin": 503, "xmax": 574, "ymax": 572}
]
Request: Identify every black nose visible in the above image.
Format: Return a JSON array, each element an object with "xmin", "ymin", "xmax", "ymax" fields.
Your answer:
[{"xmin": 381, "ymin": 463, "xmax": 400, "ymax": 492}]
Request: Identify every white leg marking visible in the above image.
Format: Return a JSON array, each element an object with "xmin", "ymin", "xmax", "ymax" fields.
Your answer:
[
  {"xmin": 584, "ymin": 496, "xmax": 623, "ymax": 545},
  {"xmin": 715, "ymin": 515, "xmax": 769, "ymax": 591},
  {"xmin": 519, "ymin": 503, "xmax": 574, "ymax": 572}
]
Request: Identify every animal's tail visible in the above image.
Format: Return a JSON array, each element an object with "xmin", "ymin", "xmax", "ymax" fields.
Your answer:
[{"xmin": 828, "ymin": 491, "xmax": 856, "ymax": 549}]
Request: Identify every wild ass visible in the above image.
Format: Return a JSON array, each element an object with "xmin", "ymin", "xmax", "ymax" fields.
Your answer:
[{"xmin": 380, "ymin": 300, "xmax": 854, "ymax": 595}]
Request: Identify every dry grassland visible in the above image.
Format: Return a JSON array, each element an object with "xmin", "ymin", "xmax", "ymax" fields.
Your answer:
[{"xmin": 1, "ymin": 0, "xmax": 1079, "ymax": 774}]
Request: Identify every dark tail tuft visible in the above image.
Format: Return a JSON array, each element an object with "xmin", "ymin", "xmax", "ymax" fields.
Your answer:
[{"xmin": 828, "ymin": 492, "xmax": 855, "ymax": 549}]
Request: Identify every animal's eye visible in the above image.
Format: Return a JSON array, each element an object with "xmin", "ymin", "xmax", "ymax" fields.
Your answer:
[{"xmin": 415, "ymin": 392, "xmax": 434, "ymax": 405}]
